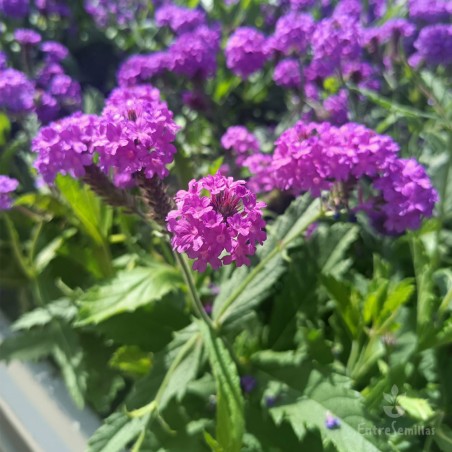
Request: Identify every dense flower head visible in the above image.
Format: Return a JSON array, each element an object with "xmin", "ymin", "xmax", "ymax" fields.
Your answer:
[
  {"xmin": 273, "ymin": 59, "xmax": 302, "ymax": 89},
  {"xmin": 0, "ymin": 69, "xmax": 35, "ymax": 114},
  {"xmin": 0, "ymin": 0, "xmax": 29, "ymax": 18},
  {"xmin": 117, "ymin": 53, "xmax": 169, "ymax": 86},
  {"xmin": 84, "ymin": 0, "xmax": 148, "ymax": 28},
  {"xmin": 0, "ymin": 175, "xmax": 19, "ymax": 210},
  {"xmin": 221, "ymin": 126, "xmax": 260, "ymax": 164},
  {"xmin": 364, "ymin": 19, "xmax": 415, "ymax": 47},
  {"xmin": 266, "ymin": 12, "xmax": 314, "ymax": 56},
  {"xmin": 155, "ymin": 4, "xmax": 206, "ymax": 34},
  {"xmin": 168, "ymin": 25, "xmax": 220, "ymax": 79},
  {"xmin": 271, "ymin": 121, "xmax": 399, "ymax": 195},
  {"xmin": 342, "ymin": 61, "xmax": 380, "ymax": 91},
  {"xmin": 289, "ymin": 0, "xmax": 315, "ymax": 10},
  {"xmin": 167, "ymin": 174, "xmax": 266, "ymax": 271},
  {"xmin": 35, "ymin": 0, "xmax": 70, "ymax": 16},
  {"xmin": 333, "ymin": 0, "xmax": 362, "ymax": 22},
  {"xmin": 371, "ymin": 158, "xmax": 439, "ymax": 233},
  {"xmin": 41, "ymin": 41, "xmax": 69, "ymax": 62},
  {"xmin": 14, "ymin": 29, "xmax": 42, "ymax": 46},
  {"xmin": 309, "ymin": 16, "xmax": 362, "ymax": 79},
  {"xmin": 241, "ymin": 153, "xmax": 274, "ymax": 193},
  {"xmin": 409, "ymin": 0, "xmax": 452, "ymax": 23},
  {"xmin": 32, "ymin": 113, "xmax": 99, "ymax": 183},
  {"xmin": 94, "ymin": 86, "xmax": 179, "ymax": 186},
  {"xmin": 105, "ymin": 84, "xmax": 161, "ymax": 110},
  {"xmin": 412, "ymin": 24, "xmax": 452, "ymax": 66},
  {"xmin": 35, "ymin": 91, "xmax": 59, "ymax": 123},
  {"xmin": 225, "ymin": 27, "xmax": 268, "ymax": 79}
]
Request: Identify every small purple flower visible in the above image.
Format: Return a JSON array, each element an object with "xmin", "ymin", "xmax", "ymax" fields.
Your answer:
[
  {"xmin": 167, "ymin": 174, "xmax": 267, "ymax": 272},
  {"xmin": 0, "ymin": 176, "xmax": 19, "ymax": 210},
  {"xmin": 168, "ymin": 25, "xmax": 220, "ymax": 79},
  {"xmin": 14, "ymin": 29, "xmax": 42, "ymax": 46},
  {"xmin": 323, "ymin": 90, "xmax": 349, "ymax": 125},
  {"xmin": 225, "ymin": 27, "xmax": 268, "ymax": 79},
  {"xmin": 117, "ymin": 52, "xmax": 169, "ymax": 86},
  {"xmin": 41, "ymin": 41, "xmax": 69, "ymax": 62},
  {"xmin": 0, "ymin": 0, "xmax": 29, "ymax": 18},
  {"xmin": 325, "ymin": 411, "xmax": 341, "ymax": 429},
  {"xmin": 84, "ymin": 0, "xmax": 147, "ymax": 28},
  {"xmin": 221, "ymin": 126, "xmax": 260, "ymax": 164},
  {"xmin": 240, "ymin": 375, "xmax": 257, "ymax": 393},
  {"xmin": 265, "ymin": 394, "xmax": 278, "ymax": 407},
  {"xmin": 36, "ymin": 0, "xmax": 70, "ymax": 16},
  {"xmin": 0, "ymin": 69, "xmax": 35, "ymax": 114},
  {"xmin": 266, "ymin": 12, "xmax": 314, "ymax": 57},
  {"xmin": 273, "ymin": 59, "xmax": 302, "ymax": 89},
  {"xmin": 412, "ymin": 24, "xmax": 452, "ymax": 66},
  {"xmin": 155, "ymin": 4, "xmax": 206, "ymax": 34},
  {"xmin": 409, "ymin": 0, "xmax": 452, "ymax": 24}
]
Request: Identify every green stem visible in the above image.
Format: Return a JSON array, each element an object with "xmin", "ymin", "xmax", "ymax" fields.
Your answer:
[
  {"xmin": 29, "ymin": 221, "xmax": 44, "ymax": 263},
  {"xmin": 3, "ymin": 214, "xmax": 35, "ymax": 279},
  {"xmin": 173, "ymin": 251, "xmax": 216, "ymax": 330}
]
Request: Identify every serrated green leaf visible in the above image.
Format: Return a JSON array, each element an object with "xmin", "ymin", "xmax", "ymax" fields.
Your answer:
[
  {"xmin": 200, "ymin": 322, "xmax": 244, "ymax": 452},
  {"xmin": 12, "ymin": 298, "xmax": 77, "ymax": 330},
  {"xmin": 76, "ymin": 265, "xmax": 183, "ymax": 325},
  {"xmin": 87, "ymin": 412, "xmax": 147, "ymax": 452}
]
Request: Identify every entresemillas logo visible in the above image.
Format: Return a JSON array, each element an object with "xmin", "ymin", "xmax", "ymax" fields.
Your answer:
[{"xmin": 358, "ymin": 385, "xmax": 436, "ymax": 437}]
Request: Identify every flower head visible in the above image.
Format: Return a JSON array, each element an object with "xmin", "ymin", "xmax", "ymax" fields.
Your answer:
[
  {"xmin": 225, "ymin": 27, "xmax": 268, "ymax": 79},
  {"xmin": 0, "ymin": 175, "xmax": 19, "ymax": 210},
  {"xmin": 32, "ymin": 113, "xmax": 99, "ymax": 183},
  {"xmin": 155, "ymin": 4, "xmax": 206, "ymax": 34},
  {"xmin": 221, "ymin": 126, "xmax": 260, "ymax": 164},
  {"xmin": 273, "ymin": 59, "xmax": 302, "ymax": 89},
  {"xmin": 0, "ymin": 0, "xmax": 29, "ymax": 18},
  {"xmin": 14, "ymin": 29, "xmax": 42, "ymax": 46},
  {"xmin": 41, "ymin": 41, "xmax": 69, "ymax": 61},
  {"xmin": 117, "ymin": 52, "xmax": 169, "ymax": 86},
  {"xmin": 0, "ymin": 69, "xmax": 35, "ymax": 114},
  {"xmin": 167, "ymin": 174, "xmax": 266, "ymax": 271},
  {"xmin": 412, "ymin": 24, "xmax": 452, "ymax": 66}
]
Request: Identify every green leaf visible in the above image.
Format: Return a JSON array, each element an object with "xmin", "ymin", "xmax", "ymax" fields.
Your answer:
[
  {"xmin": 435, "ymin": 425, "xmax": 452, "ymax": 452},
  {"xmin": 56, "ymin": 174, "xmax": 110, "ymax": 246},
  {"xmin": 200, "ymin": 322, "xmax": 245, "ymax": 452},
  {"xmin": 87, "ymin": 412, "xmax": 147, "ymax": 452},
  {"xmin": 397, "ymin": 396, "xmax": 434, "ymax": 421},
  {"xmin": 76, "ymin": 265, "xmax": 183, "ymax": 325},
  {"xmin": 252, "ymin": 350, "xmax": 386, "ymax": 452},
  {"xmin": 109, "ymin": 345, "xmax": 152, "ymax": 377},
  {"xmin": 212, "ymin": 196, "xmax": 320, "ymax": 326},
  {"xmin": 12, "ymin": 298, "xmax": 77, "ymax": 331}
]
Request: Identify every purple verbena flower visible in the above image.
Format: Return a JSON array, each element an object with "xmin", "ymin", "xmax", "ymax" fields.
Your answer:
[
  {"xmin": 117, "ymin": 52, "xmax": 169, "ymax": 86},
  {"xmin": 168, "ymin": 25, "xmax": 220, "ymax": 79},
  {"xmin": 32, "ymin": 113, "xmax": 99, "ymax": 183},
  {"xmin": 94, "ymin": 86, "xmax": 179, "ymax": 186},
  {"xmin": 14, "ymin": 29, "xmax": 42, "ymax": 46},
  {"xmin": 323, "ymin": 90, "xmax": 349, "ymax": 125},
  {"xmin": 0, "ymin": 69, "xmax": 35, "ymax": 114},
  {"xmin": 409, "ymin": 0, "xmax": 452, "ymax": 24},
  {"xmin": 221, "ymin": 126, "xmax": 260, "ymax": 164},
  {"xmin": 155, "ymin": 4, "xmax": 206, "ymax": 34},
  {"xmin": 35, "ymin": 0, "xmax": 70, "ymax": 16},
  {"xmin": 240, "ymin": 375, "xmax": 257, "ymax": 393},
  {"xmin": 325, "ymin": 411, "xmax": 341, "ymax": 429},
  {"xmin": 412, "ymin": 24, "xmax": 452, "ymax": 66},
  {"xmin": 225, "ymin": 27, "xmax": 268, "ymax": 79},
  {"xmin": 371, "ymin": 158, "xmax": 438, "ymax": 234},
  {"xmin": 167, "ymin": 174, "xmax": 267, "ymax": 271},
  {"xmin": 273, "ymin": 59, "xmax": 302, "ymax": 89},
  {"xmin": 41, "ymin": 41, "xmax": 69, "ymax": 62},
  {"xmin": 266, "ymin": 12, "xmax": 314, "ymax": 56},
  {"xmin": 0, "ymin": 0, "xmax": 29, "ymax": 18},
  {"xmin": 242, "ymin": 153, "xmax": 274, "ymax": 194},
  {"xmin": 0, "ymin": 176, "xmax": 19, "ymax": 210},
  {"xmin": 84, "ymin": 0, "xmax": 147, "ymax": 28}
]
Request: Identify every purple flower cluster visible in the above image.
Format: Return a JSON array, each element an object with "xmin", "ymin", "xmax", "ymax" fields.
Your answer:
[
  {"xmin": 117, "ymin": 53, "xmax": 169, "ymax": 86},
  {"xmin": 0, "ymin": 0, "xmax": 29, "ymax": 18},
  {"xmin": 411, "ymin": 24, "xmax": 452, "ymax": 66},
  {"xmin": 266, "ymin": 12, "xmax": 314, "ymax": 56},
  {"xmin": 0, "ymin": 69, "xmax": 35, "ymax": 114},
  {"xmin": 409, "ymin": 0, "xmax": 452, "ymax": 24},
  {"xmin": 155, "ymin": 4, "xmax": 206, "ymax": 34},
  {"xmin": 273, "ymin": 59, "xmax": 302, "ymax": 89},
  {"xmin": 32, "ymin": 112, "xmax": 99, "ymax": 183},
  {"xmin": 308, "ymin": 16, "xmax": 362, "ymax": 80},
  {"xmin": 84, "ymin": 0, "xmax": 148, "ymax": 28},
  {"xmin": 323, "ymin": 90, "xmax": 349, "ymax": 125},
  {"xmin": 225, "ymin": 27, "xmax": 268, "ymax": 79},
  {"xmin": 32, "ymin": 85, "xmax": 179, "ymax": 187},
  {"xmin": 168, "ymin": 25, "xmax": 221, "ymax": 79},
  {"xmin": 221, "ymin": 126, "xmax": 260, "ymax": 164},
  {"xmin": 0, "ymin": 176, "xmax": 19, "ymax": 210},
  {"xmin": 269, "ymin": 120, "xmax": 438, "ymax": 233},
  {"xmin": 41, "ymin": 41, "xmax": 69, "ymax": 62},
  {"xmin": 371, "ymin": 158, "xmax": 439, "ymax": 234},
  {"xmin": 14, "ymin": 29, "xmax": 42, "ymax": 46},
  {"xmin": 167, "ymin": 174, "xmax": 266, "ymax": 271}
]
